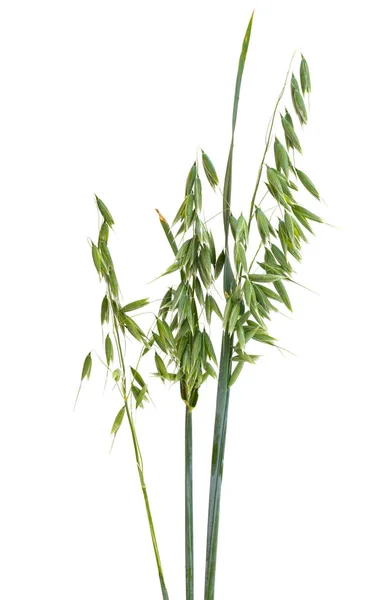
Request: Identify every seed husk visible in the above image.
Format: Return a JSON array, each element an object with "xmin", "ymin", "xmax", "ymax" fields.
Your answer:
[
  {"xmin": 267, "ymin": 165, "xmax": 284, "ymax": 197},
  {"xmin": 199, "ymin": 246, "xmax": 212, "ymax": 288},
  {"xmin": 274, "ymin": 137, "xmax": 290, "ymax": 177},
  {"xmin": 111, "ymin": 406, "xmax": 125, "ymax": 435},
  {"xmin": 203, "ymin": 330, "xmax": 217, "ymax": 365},
  {"xmin": 271, "ymin": 243, "xmax": 292, "ymax": 274},
  {"xmin": 228, "ymin": 301, "xmax": 241, "ymax": 336},
  {"xmin": 136, "ymin": 384, "xmax": 148, "ymax": 408},
  {"xmin": 105, "ymin": 334, "xmax": 114, "ymax": 366},
  {"xmin": 101, "ymin": 295, "xmax": 109, "ymax": 324},
  {"xmin": 130, "ymin": 367, "xmax": 145, "ymax": 388},
  {"xmin": 273, "ymin": 279, "xmax": 292, "ymax": 311},
  {"xmin": 195, "ymin": 175, "xmax": 202, "ymax": 212},
  {"xmin": 205, "ymin": 362, "xmax": 217, "ymax": 379},
  {"xmin": 95, "ymin": 195, "xmax": 114, "ymax": 227},
  {"xmin": 295, "ymin": 168, "xmax": 320, "ymax": 199},
  {"xmin": 300, "ymin": 54, "xmax": 311, "ymax": 95},
  {"xmin": 215, "ymin": 250, "xmax": 225, "ymax": 279},
  {"xmin": 237, "ymin": 324, "xmax": 246, "ymax": 350},
  {"xmin": 81, "ymin": 352, "xmax": 92, "ymax": 380},
  {"xmin": 112, "ymin": 368, "xmax": 121, "ymax": 382},
  {"xmin": 185, "ymin": 162, "xmax": 197, "ymax": 196},
  {"xmin": 254, "ymin": 284, "xmax": 282, "ymax": 303},
  {"xmin": 122, "ymin": 315, "xmax": 146, "ymax": 342},
  {"xmin": 201, "ymin": 150, "xmax": 219, "ymax": 189},
  {"xmin": 121, "ymin": 298, "xmax": 150, "ymax": 312},
  {"xmin": 255, "ymin": 207, "xmax": 271, "ymax": 243},
  {"xmin": 234, "ymin": 241, "xmax": 247, "ymax": 273},
  {"xmin": 284, "ymin": 212, "xmax": 295, "ymax": 243},
  {"xmin": 155, "ymin": 352, "xmax": 169, "ymax": 380},
  {"xmin": 207, "ymin": 230, "xmax": 216, "ymax": 266},
  {"xmin": 99, "ymin": 240, "xmax": 113, "ymax": 269},
  {"xmin": 292, "ymin": 204, "xmax": 323, "ymax": 223},
  {"xmin": 249, "ymin": 273, "xmax": 284, "ymax": 283},
  {"xmin": 281, "ymin": 114, "xmax": 302, "ymax": 153},
  {"xmin": 194, "ymin": 277, "xmax": 204, "ymax": 307},
  {"xmin": 98, "ymin": 221, "xmax": 109, "ymax": 244},
  {"xmin": 228, "ymin": 361, "xmax": 244, "ymax": 387},
  {"xmin": 91, "ymin": 242, "xmax": 103, "ymax": 276},
  {"xmin": 294, "ymin": 89, "xmax": 308, "ymax": 124},
  {"xmin": 156, "ymin": 209, "xmax": 179, "ymax": 255},
  {"xmin": 108, "ymin": 267, "xmax": 119, "ymax": 298}
]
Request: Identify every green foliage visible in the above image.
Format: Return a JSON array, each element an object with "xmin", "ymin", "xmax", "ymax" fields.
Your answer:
[
  {"xmin": 77, "ymin": 193, "xmax": 169, "ymax": 599},
  {"xmin": 154, "ymin": 154, "xmax": 223, "ymax": 410},
  {"xmin": 78, "ymin": 14, "xmax": 322, "ymax": 600}
]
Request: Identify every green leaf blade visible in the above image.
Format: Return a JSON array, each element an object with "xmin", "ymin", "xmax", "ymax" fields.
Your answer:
[{"xmin": 232, "ymin": 11, "xmax": 254, "ymax": 133}]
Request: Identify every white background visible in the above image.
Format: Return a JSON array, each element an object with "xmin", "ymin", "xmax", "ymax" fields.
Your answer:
[{"xmin": 1, "ymin": 1, "xmax": 381, "ymax": 598}]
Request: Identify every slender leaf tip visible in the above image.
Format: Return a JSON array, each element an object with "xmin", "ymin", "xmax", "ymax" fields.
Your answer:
[
  {"xmin": 244, "ymin": 10, "xmax": 254, "ymax": 48},
  {"xmin": 155, "ymin": 208, "xmax": 168, "ymax": 224}
]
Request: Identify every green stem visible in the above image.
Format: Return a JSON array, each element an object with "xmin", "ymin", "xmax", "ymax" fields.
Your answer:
[
  {"xmin": 125, "ymin": 405, "xmax": 169, "ymax": 600},
  {"xmin": 248, "ymin": 52, "xmax": 295, "ymax": 231},
  {"xmin": 185, "ymin": 407, "xmax": 194, "ymax": 600},
  {"xmin": 204, "ymin": 329, "xmax": 233, "ymax": 600},
  {"xmin": 111, "ymin": 306, "xmax": 169, "ymax": 600}
]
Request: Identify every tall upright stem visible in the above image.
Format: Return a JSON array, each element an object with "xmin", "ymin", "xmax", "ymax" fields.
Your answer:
[
  {"xmin": 204, "ymin": 13, "xmax": 254, "ymax": 598},
  {"xmin": 185, "ymin": 407, "xmax": 194, "ymax": 600},
  {"xmin": 204, "ymin": 330, "xmax": 233, "ymax": 600}
]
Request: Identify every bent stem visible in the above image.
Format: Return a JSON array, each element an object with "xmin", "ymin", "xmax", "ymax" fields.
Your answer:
[
  {"xmin": 185, "ymin": 407, "xmax": 194, "ymax": 600},
  {"xmin": 248, "ymin": 52, "xmax": 295, "ymax": 230},
  {"xmin": 125, "ymin": 403, "xmax": 169, "ymax": 600},
  {"xmin": 112, "ymin": 312, "xmax": 169, "ymax": 600}
]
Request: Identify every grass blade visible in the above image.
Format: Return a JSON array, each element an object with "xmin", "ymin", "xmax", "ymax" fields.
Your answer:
[
  {"xmin": 223, "ymin": 10, "xmax": 254, "ymax": 244},
  {"xmin": 232, "ymin": 11, "xmax": 254, "ymax": 133},
  {"xmin": 204, "ymin": 12, "xmax": 254, "ymax": 600}
]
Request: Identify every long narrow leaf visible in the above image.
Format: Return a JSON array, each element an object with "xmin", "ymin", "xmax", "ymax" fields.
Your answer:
[{"xmin": 204, "ymin": 12, "xmax": 254, "ymax": 600}]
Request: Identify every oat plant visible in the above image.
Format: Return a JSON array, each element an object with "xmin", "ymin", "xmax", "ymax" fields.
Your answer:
[
  {"xmin": 76, "ymin": 198, "xmax": 170, "ymax": 599},
  {"xmin": 77, "ymin": 10, "xmax": 324, "ymax": 599}
]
